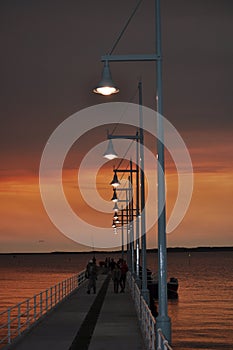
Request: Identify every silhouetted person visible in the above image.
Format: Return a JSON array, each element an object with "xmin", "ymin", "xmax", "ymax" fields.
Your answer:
[
  {"xmin": 110, "ymin": 258, "xmax": 115, "ymax": 271},
  {"xmin": 86, "ymin": 259, "xmax": 97, "ymax": 294},
  {"xmin": 112, "ymin": 263, "xmax": 121, "ymax": 293},
  {"xmin": 119, "ymin": 260, "xmax": 128, "ymax": 293}
]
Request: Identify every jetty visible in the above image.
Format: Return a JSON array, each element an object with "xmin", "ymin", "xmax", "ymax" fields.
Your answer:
[{"xmin": 0, "ymin": 269, "xmax": 172, "ymax": 350}]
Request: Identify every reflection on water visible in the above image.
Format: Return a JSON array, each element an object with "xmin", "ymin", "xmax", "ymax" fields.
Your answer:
[{"xmin": 0, "ymin": 251, "xmax": 233, "ymax": 349}]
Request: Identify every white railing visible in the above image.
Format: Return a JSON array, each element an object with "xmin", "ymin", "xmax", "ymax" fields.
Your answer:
[
  {"xmin": 0, "ymin": 270, "xmax": 86, "ymax": 347},
  {"xmin": 157, "ymin": 328, "xmax": 173, "ymax": 350},
  {"xmin": 127, "ymin": 272, "xmax": 173, "ymax": 350}
]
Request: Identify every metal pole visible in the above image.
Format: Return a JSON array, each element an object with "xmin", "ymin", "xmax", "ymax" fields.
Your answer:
[
  {"xmin": 139, "ymin": 81, "xmax": 150, "ymax": 304},
  {"xmin": 129, "ymin": 162, "xmax": 135, "ymax": 275},
  {"xmin": 135, "ymin": 133, "xmax": 141, "ymax": 285},
  {"xmin": 121, "ymin": 207, "xmax": 124, "ymax": 259},
  {"xmin": 155, "ymin": 0, "xmax": 171, "ymax": 343},
  {"xmin": 126, "ymin": 188, "xmax": 131, "ymax": 270}
]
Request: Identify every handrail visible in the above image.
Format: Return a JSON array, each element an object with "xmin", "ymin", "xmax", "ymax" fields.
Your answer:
[
  {"xmin": 0, "ymin": 270, "xmax": 86, "ymax": 347},
  {"xmin": 127, "ymin": 272, "xmax": 173, "ymax": 350}
]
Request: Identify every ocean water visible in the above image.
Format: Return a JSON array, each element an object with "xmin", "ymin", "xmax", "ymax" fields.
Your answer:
[
  {"xmin": 0, "ymin": 251, "xmax": 232, "ymax": 349},
  {"xmin": 148, "ymin": 251, "xmax": 233, "ymax": 350}
]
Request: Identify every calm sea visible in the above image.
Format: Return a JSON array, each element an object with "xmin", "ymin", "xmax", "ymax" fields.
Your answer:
[{"xmin": 0, "ymin": 251, "xmax": 232, "ymax": 349}]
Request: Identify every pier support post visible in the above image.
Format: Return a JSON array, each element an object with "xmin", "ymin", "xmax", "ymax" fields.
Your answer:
[{"xmin": 156, "ymin": 316, "xmax": 171, "ymax": 346}]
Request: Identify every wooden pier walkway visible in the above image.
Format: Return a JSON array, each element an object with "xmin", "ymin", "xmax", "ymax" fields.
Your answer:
[{"xmin": 6, "ymin": 272, "xmax": 145, "ymax": 350}]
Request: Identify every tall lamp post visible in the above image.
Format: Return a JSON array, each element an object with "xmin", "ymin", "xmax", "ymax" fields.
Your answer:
[{"xmin": 92, "ymin": 0, "xmax": 171, "ymax": 342}]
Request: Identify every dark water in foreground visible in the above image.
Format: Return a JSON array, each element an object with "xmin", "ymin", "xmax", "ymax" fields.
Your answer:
[{"xmin": 0, "ymin": 251, "xmax": 232, "ymax": 349}]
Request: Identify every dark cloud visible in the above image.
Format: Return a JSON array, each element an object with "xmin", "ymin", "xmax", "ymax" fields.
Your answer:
[{"xmin": 0, "ymin": 0, "xmax": 232, "ymax": 167}]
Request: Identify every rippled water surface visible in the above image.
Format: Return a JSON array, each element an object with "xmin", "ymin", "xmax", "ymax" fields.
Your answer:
[
  {"xmin": 148, "ymin": 251, "xmax": 233, "ymax": 349},
  {"xmin": 0, "ymin": 251, "xmax": 232, "ymax": 349}
]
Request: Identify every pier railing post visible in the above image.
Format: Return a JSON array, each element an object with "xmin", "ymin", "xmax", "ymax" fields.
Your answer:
[
  {"xmin": 26, "ymin": 299, "xmax": 30, "ymax": 330},
  {"xmin": 157, "ymin": 329, "xmax": 162, "ymax": 350},
  {"xmin": 40, "ymin": 292, "xmax": 42, "ymax": 317},
  {"xmin": 7, "ymin": 308, "xmax": 11, "ymax": 344},
  {"xmin": 58, "ymin": 282, "xmax": 61, "ymax": 302},
  {"xmin": 45, "ymin": 289, "xmax": 48, "ymax": 312},
  {"xmin": 50, "ymin": 287, "xmax": 52, "ymax": 308},
  {"xmin": 18, "ymin": 304, "xmax": 21, "ymax": 336},
  {"xmin": 33, "ymin": 295, "xmax": 37, "ymax": 321}
]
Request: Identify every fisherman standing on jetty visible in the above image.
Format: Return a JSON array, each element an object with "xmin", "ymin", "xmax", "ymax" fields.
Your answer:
[{"xmin": 85, "ymin": 259, "xmax": 97, "ymax": 294}]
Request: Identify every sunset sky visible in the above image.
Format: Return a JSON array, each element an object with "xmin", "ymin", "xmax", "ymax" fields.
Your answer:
[{"xmin": 0, "ymin": 0, "xmax": 232, "ymax": 252}]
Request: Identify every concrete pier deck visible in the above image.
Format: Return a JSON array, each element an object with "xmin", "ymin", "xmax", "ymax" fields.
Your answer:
[{"xmin": 6, "ymin": 272, "xmax": 144, "ymax": 350}]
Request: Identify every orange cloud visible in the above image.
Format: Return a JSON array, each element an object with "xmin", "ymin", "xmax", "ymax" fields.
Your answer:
[{"xmin": 0, "ymin": 125, "xmax": 232, "ymax": 253}]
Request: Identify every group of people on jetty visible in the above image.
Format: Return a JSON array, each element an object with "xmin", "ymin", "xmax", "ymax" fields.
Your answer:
[{"xmin": 85, "ymin": 257, "xmax": 128, "ymax": 295}]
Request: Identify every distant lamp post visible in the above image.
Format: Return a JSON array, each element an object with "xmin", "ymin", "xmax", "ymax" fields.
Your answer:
[
  {"xmin": 93, "ymin": 60, "xmax": 119, "ymax": 96},
  {"xmin": 110, "ymin": 170, "xmax": 121, "ymax": 187},
  {"xmin": 113, "ymin": 202, "xmax": 119, "ymax": 212},
  {"xmin": 103, "ymin": 139, "xmax": 118, "ymax": 160},
  {"xmin": 113, "ymin": 210, "xmax": 118, "ymax": 220},
  {"xmin": 111, "ymin": 188, "xmax": 118, "ymax": 202}
]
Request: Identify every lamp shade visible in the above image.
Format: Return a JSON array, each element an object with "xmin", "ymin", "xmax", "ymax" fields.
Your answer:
[
  {"xmin": 103, "ymin": 139, "xmax": 118, "ymax": 160},
  {"xmin": 111, "ymin": 189, "xmax": 118, "ymax": 202},
  {"xmin": 113, "ymin": 202, "xmax": 119, "ymax": 212},
  {"xmin": 110, "ymin": 170, "xmax": 120, "ymax": 187},
  {"xmin": 112, "ymin": 220, "xmax": 116, "ymax": 228},
  {"xmin": 93, "ymin": 61, "xmax": 119, "ymax": 96},
  {"xmin": 113, "ymin": 210, "xmax": 118, "ymax": 220}
]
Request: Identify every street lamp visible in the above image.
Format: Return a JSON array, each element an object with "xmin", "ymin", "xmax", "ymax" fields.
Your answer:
[
  {"xmin": 110, "ymin": 170, "xmax": 121, "ymax": 188},
  {"xmin": 93, "ymin": 0, "xmax": 171, "ymax": 342},
  {"xmin": 113, "ymin": 210, "xmax": 118, "ymax": 220},
  {"xmin": 103, "ymin": 138, "xmax": 118, "ymax": 160},
  {"xmin": 93, "ymin": 60, "xmax": 119, "ymax": 96},
  {"xmin": 113, "ymin": 202, "xmax": 119, "ymax": 212},
  {"xmin": 111, "ymin": 189, "xmax": 118, "ymax": 202}
]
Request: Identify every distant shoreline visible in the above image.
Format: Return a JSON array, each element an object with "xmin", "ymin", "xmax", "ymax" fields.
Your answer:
[{"xmin": 0, "ymin": 246, "xmax": 232, "ymax": 255}]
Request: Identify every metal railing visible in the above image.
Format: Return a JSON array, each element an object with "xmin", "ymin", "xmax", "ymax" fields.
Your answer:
[
  {"xmin": 127, "ymin": 272, "xmax": 173, "ymax": 350},
  {"xmin": 0, "ymin": 270, "xmax": 86, "ymax": 347}
]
